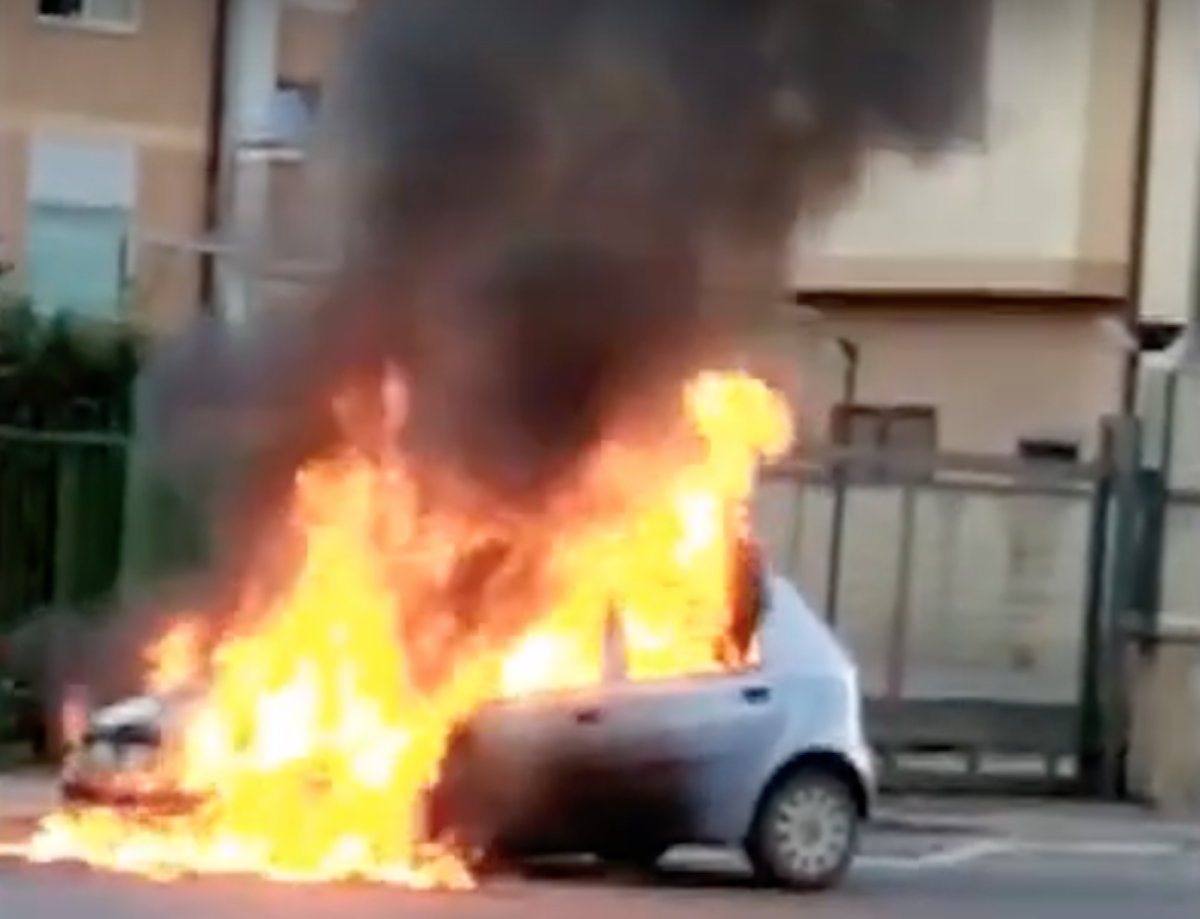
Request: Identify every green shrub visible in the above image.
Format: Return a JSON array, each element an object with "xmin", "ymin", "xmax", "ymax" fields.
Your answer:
[{"xmin": 0, "ymin": 298, "xmax": 143, "ymax": 432}]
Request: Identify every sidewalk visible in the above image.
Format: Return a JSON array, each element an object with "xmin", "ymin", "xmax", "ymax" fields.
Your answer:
[
  {"xmin": 875, "ymin": 795, "xmax": 1200, "ymax": 849},
  {"xmin": 0, "ymin": 770, "xmax": 56, "ymax": 828}
]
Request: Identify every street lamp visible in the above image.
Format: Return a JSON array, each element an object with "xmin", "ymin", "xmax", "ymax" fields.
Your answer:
[{"xmin": 787, "ymin": 303, "xmax": 861, "ymax": 624}]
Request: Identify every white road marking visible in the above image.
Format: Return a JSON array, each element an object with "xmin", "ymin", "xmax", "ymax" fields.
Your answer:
[
  {"xmin": 855, "ymin": 837, "xmax": 1191, "ymax": 873},
  {"xmin": 857, "ymin": 839, "xmax": 1013, "ymax": 872},
  {"xmin": 1006, "ymin": 841, "xmax": 1184, "ymax": 857}
]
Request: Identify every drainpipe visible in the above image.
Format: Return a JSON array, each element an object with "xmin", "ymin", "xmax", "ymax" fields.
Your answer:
[
  {"xmin": 200, "ymin": 0, "xmax": 233, "ymax": 314},
  {"xmin": 1119, "ymin": 0, "xmax": 1161, "ymax": 410},
  {"xmin": 823, "ymin": 338, "xmax": 860, "ymax": 626}
]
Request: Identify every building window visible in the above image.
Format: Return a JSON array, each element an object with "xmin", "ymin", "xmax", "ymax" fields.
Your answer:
[
  {"xmin": 25, "ymin": 203, "xmax": 129, "ymax": 316},
  {"xmin": 1138, "ymin": 320, "xmax": 1183, "ymax": 354},
  {"xmin": 1016, "ymin": 436, "xmax": 1080, "ymax": 465},
  {"xmin": 830, "ymin": 403, "xmax": 938, "ymax": 483},
  {"xmin": 24, "ymin": 135, "xmax": 137, "ymax": 317},
  {"xmin": 37, "ymin": 0, "xmax": 141, "ymax": 32}
]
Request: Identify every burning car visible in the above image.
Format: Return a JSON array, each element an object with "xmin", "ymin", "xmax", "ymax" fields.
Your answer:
[{"xmin": 58, "ymin": 568, "xmax": 872, "ymax": 892}]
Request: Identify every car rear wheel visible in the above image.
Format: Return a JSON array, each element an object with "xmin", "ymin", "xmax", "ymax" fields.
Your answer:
[{"xmin": 746, "ymin": 768, "xmax": 859, "ymax": 892}]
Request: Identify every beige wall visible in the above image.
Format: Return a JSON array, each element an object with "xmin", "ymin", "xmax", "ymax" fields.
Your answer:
[
  {"xmin": 1138, "ymin": 0, "xmax": 1200, "ymax": 324},
  {"xmin": 277, "ymin": 4, "xmax": 351, "ymax": 85},
  {"xmin": 783, "ymin": 308, "xmax": 1126, "ymax": 454},
  {"xmin": 754, "ymin": 474, "xmax": 1094, "ymax": 704},
  {"xmin": 269, "ymin": 0, "xmax": 1152, "ymax": 301},
  {"xmin": 746, "ymin": 305, "xmax": 1132, "ymax": 701},
  {"xmin": 794, "ymin": 0, "xmax": 1148, "ymax": 296},
  {"xmin": 0, "ymin": 0, "xmax": 219, "ymax": 327}
]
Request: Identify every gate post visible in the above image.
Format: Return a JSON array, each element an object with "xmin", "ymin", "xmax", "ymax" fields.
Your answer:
[
  {"xmin": 51, "ymin": 441, "xmax": 83, "ymax": 606},
  {"xmin": 1078, "ymin": 415, "xmax": 1144, "ymax": 797}
]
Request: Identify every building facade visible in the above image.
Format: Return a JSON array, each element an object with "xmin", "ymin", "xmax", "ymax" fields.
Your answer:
[
  {"xmin": 0, "ymin": 0, "xmax": 222, "ymax": 326},
  {"xmin": 1137, "ymin": 0, "xmax": 1200, "ymax": 329},
  {"xmin": 0, "ymin": 0, "xmax": 1172, "ymax": 457},
  {"xmin": 787, "ymin": 0, "xmax": 1154, "ymax": 456},
  {"xmin": 0, "ymin": 0, "xmax": 350, "ymax": 328}
]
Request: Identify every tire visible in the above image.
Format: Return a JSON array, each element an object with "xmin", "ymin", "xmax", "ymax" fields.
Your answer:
[{"xmin": 746, "ymin": 767, "xmax": 860, "ymax": 892}]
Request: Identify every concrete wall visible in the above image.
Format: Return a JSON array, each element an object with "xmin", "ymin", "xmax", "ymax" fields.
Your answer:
[
  {"xmin": 277, "ymin": 2, "xmax": 350, "ymax": 85},
  {"xmin": 794, "ymin": 0, "xmax": 1147, "ymax": 296},
  {"xmin": 752, "ymin": 474, "xmax": 1092, "ymax": 706},
  {"xmin": 1137, "ymin": 0, "xmax": 1200, "ymax": 324},
  {"xmin": 786, "ymin": 309, "xmax": 1125, "ymax": 454}
]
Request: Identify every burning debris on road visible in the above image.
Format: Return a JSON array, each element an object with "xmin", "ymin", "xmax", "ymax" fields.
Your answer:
[{"xmin": 12, "ymin": 0, "xmax": 981, "ymax": 887}]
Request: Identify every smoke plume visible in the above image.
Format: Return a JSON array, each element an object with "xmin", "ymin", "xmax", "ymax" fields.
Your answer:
[
  {"xmin": 150, "ymin": 0, "xmax": 980, "ymax": 504},
  {"xmin": 107, "ymin": 0, "xmax": 984, "ymax": 692}
]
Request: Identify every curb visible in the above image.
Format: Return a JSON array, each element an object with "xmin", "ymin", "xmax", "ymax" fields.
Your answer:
[{"xmin": 872, "ymin": 808, "xmax": 1200, "ymax": 850}]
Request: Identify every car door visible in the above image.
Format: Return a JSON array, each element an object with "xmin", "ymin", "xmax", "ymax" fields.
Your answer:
[
  {"xmin": 596, "ymin": 651, "xmax": 787, "ymax": 844},
  {"xmin": 464, "ymin": 688, "xmax": 602, "ymax": 850},
  {"xmin": 461, "ymin": 613, "xmax": 625, "ymax": 851}
]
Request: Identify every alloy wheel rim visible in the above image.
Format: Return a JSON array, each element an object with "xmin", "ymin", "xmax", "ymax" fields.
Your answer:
[{"xmin": 768, "ymin": 781, "xmax": 853, "ymax": 880}]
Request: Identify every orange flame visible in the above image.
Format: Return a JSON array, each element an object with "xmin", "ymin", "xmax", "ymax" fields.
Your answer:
[
  {"xmin": 145, "ymin": 620, "xmax": 204, "ymax": 696},
  {"xmin": 19, "ymin": 368, "xmax": 793, "ymax": 887}
]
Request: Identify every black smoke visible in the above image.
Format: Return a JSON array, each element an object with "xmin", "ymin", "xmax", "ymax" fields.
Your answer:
[
  {"xmin": 48, "ymin": 0, "xmax": 986, "ymax": 704},
  {"xmin": 149, "ymin": 0, "xmax": 982, "ymax": 524}
]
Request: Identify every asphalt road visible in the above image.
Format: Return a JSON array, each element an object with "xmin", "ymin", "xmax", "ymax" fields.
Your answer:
[{"xmin": 2, "ymin": 836, "xmax": 1197, "ymax": 919}]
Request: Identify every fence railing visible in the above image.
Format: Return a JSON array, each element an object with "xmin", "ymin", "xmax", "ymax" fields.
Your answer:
[
  {"xmin": 0, "ymin": 413, "xmax": 1171, "ymax": 795},
  {"xmin": 751, "ymin": 430, "xmax": 1155, "ymax": 794},
  {"xmin": 0, "ymin": 425, "xmax": 129, "ymax": 631},
  {"xmin": 755, "ymin": 459, "xmax": 1102, "ymax": 704}
]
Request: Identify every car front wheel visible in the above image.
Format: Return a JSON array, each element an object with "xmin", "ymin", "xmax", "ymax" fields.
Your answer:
[{"xmin": 746, "ymin": 768, "xmax": 860, "ymax": 892}]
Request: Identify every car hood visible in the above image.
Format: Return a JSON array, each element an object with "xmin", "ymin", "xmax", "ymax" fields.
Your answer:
[{"xmin": 88, "ymin": 685, "xmax": 206, "ymax": 736}]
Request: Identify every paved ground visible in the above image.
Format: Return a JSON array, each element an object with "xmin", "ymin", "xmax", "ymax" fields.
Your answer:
[
  {"xmin": 1, "ymin": 844, "xmax": 1198, "ymax": 919},
  {"xmin": 3, "ymin": 772, "xmax": 1198, "ymax": 919}
]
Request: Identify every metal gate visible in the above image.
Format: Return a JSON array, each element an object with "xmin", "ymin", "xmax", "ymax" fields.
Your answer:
[
  {"xmin": 0, "ymin": 426, "xmax": 129, "ymax": 631},
  {"xmin": 0, "ymin": 426, "xmax": 125, "ymax": 755},
  {"xmin": 753, "ymin": 415, "xmax": 1157, "ymax": 797}
]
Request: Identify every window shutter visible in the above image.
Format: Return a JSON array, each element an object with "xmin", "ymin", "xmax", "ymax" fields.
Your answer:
[{"xmin": 26, "ymin": 204, "xmax": 128, "ymax": 316}]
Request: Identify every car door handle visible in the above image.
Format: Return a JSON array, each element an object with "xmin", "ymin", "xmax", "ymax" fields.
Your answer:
[
  {"xmin": 741, "ymin": 686, "xmax": 771, "ymax": 705},
  {"xmin": 573, "ymin": 707, "xmax": 604, "ymax": 725}
]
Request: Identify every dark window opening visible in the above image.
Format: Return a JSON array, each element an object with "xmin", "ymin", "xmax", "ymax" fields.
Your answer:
[
  {"xmin": 37, "ymin": 0, "xmax": 83, "ymax": 17},
  {"xmin": 1138, "ymin": 320, "xmax": 1184, "ymax": 354},
  {"xmin": 716, "ymin": 534, "xmax": 765, "ymax": 670},
  {"xmin": 1017, "ymin": 436, "xmax": 1080, "ymax": 464},
  {"xmin": 37, "ymin": 0, "xmax": 138, "ymax": 27},
  {"xmin": 830, "ymin": 403, "xmax": 939, "ymax": 483}
]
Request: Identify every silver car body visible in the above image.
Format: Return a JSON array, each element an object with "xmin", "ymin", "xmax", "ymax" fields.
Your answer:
[
  {"xmin": 68, "ymin": 574, "xmax": 873, "ymax": 855},
  {"xmin": 449, "ymin": 573, "xmax": 874, "ymax": 849}
]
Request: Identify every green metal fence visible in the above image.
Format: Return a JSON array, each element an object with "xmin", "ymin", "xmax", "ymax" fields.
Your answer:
[
  {"xmin": 0, "ymin": 426, "xmax": 129, "ymax": 631},
  {"xmin": 753, "ymin": 415, "xmax": 1167, "ymax": 798}
]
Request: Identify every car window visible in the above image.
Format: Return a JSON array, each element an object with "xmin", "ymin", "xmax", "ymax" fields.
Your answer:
[
  {"xmin": 715, "ymin": 543, "xmax": 766, "ymax": 670},
  {"xmin": 613, "ymin": 537, "xmax": 769, "ymax": 681}
]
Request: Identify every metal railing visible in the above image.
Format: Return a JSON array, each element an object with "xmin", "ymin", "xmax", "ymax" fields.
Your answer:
[{"xmin": 0, "ymin": 425, "xmax": 129, "ymax": 630}]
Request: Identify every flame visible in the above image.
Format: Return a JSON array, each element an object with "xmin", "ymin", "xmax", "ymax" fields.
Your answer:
[
  {"xmin": 17, "ymin": 369, "xmax": 793, "ymax": 887},
  {"xmin": 145, "ymin": 620, "xmax": 204, "ymax": 696}
]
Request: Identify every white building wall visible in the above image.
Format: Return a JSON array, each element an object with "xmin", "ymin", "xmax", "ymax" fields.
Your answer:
[
  {"xmin": 790, "ymin": 0, "xmax": 1133, "ymax": 292},
  {"xmin": 1137, "ymin": 0, "xmax": 1200, "ymax": 325}
]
